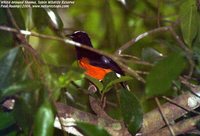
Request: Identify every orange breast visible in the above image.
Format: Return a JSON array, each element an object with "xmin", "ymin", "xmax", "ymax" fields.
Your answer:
[{"xmin": 78, "ymin": 58, "xmax": 111, "ymax": 80}]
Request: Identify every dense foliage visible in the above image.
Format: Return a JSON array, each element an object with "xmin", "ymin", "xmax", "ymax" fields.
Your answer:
[{"xmin": 0, "ymin": 0, "xmax": 200, "ymax": 136}]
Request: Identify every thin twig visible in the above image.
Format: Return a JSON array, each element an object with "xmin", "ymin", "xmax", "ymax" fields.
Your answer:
[
  {"xmin": 135, "ymin": 70, "xmax": 149, "ymax": 75},
  {"xmin": 162, "ymin": 96, "xmax": 200, "ymax": 115},
  {"xmin": 115, "ymin": 24, "xmax": 194, "ymax": 77},
  {"xmin": 140, "ymin": 87, "xmax": 200, "ymax": 135},
  {"xmin": 168, "ymin": 27, "xmax": 194, "ymax": 76},
  {"xmin": 115, "ymin": 26, "xmax": 170, "ymax": 55},
  {"xmin": 5, "ymin": 11, "xmax": 44, "ymax": 81},
  {"xmin": 118, "ymin": 61, "xmax": 145, "ymax": 83},
  {"xmin": 150, "ymin": 115, "xmax": 200, "ymax": 136},
  {"xmin": 180, "ymin": 76, "xmax": 200, "ymax": 99},
  {"xmin": 4, "ymin": 10, "xmax": 43, "ymax": 64},
  {"xmin": 119, "ymin": 54, "xmax": 153, "ymax": 66},
  {"xmin": 6, "ymin": 9, "xmax": 20, "ymax": 31},
  {"xmin": 119, "ymin": 57, "xmax": 153, "ymax": 66},
  {"xmin": 157, "ymin": 0, "xmax": 161, "ymax": 27},
  {"xmin": 53, "ymin": 102, "xmax": 68, "ymax": 136},
  {"xmin": 168, "ymin": 27, "xmax": 191, "ymax": 53},
  {"xmin": 119, "ymin": 54, "xmax": 141, "ymax": 60},
  {"xmin": 168, "ymin": 27, "xmax": 193, "ymax": 76},
  {"xmin": 155, "ymin": 97, "xmax": 176, "ymax": 136}
]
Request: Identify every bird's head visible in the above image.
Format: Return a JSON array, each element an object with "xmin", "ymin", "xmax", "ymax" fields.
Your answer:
[{"xmin": 69, "ymin": 31, "xmax": 93, "ymax": 47}]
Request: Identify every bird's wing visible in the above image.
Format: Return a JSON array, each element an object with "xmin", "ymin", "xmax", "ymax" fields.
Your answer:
[{"xmin": 89, "ymin": 55, "xmax": 124, "ymax": 75}]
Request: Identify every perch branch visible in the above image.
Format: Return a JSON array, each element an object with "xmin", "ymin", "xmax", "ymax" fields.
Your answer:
[{"xmin": 0, "ymin": 25, "xmax": 145, "ymax": 83}]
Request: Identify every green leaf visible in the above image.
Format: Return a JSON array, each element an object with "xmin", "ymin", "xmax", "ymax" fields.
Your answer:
[
  {"xmin": 145, "ymin": 53, "xmax": 185, "ymax": 97},
  {"xmin": 76, "ymin": 122, "xmax": 110, "ymax": 136},
  {"xmin": 45, "ymin": 8, "xmax": 63, "ymax": 31},
  {"xmin": 0, "ymin": 130, "xmax": 17, "ymax": 136},
  {"xmin": 10, "ymin": 9, "xmax": 25, "ymax": 29},
  {"xmin": 0, "ymin": 47, "xmax": 19, "ymax": 89},
  {"xmin": 193, "ymin": 13, "xmax": 200, "ymax": 48},
  {"xmin": 32, "ymin": 9, "xmax": 49, "ymax": 31},
  {"xmin": 0, "ymin": 9, "xmax": 8, "ymax": 25},
  {"xmin": 122, "ymin": 0, "xmax": 136, "ymax": 10},
  {"xmin": 34, "ymin": 100, "xmax": 54, "ymax": 136},
  {"xmin": 101, "ymin": 72, "xmax": 132, "ymax": 93},
  {"xmin": 0, "ymin": 112, "xmax": 15, "ymax": 130},
  {"xmin": 13, "ymin": 98, "xmax": 33, "ymax": 134},
  {"xmin": 20, "ymin": 9, "xmax": 34, "ymax": 30},
  {"xmin": 193, "ymin": 46, "xmax": 200, "ymax": 75},
  {"xmin": 196, "ymin": 120, "xmax": 200, "ymax": 130},
  {"xmin": 85, "ymin": 75, "xmax": 104, "ymax": 91},
  {"xmin": 32, "ymin": 8, "xmax": 63, "ymax": 32},
  {"xmin": 142, "ymin": 47, "xmax": 163, "ymax": 63},
  {"xmin": 58, "ymin": 62, "xmax": 85, "ymax": 87},
  {"xmin": 103, "ymin": 76, "xmax": 132, "ymax": 93},
  {"xmin": 0, "ymin": 9, "xmax": 14, "ymax": 52},
  {"xmin": 180, "ymin": 0, "xmax": 199, "ymax": 47},
  {"xmin": 119, "ymin": 89, "xmax": 143, "ymax": 135},
  {"xmin": 0, "ymin": 80, "xmax": 40, "ymax": 100},
  {"xmin": 102, "ymin": 72, "xmax": 118, "ymax": 88}
]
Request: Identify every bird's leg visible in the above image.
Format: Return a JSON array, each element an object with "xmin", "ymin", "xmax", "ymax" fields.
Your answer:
[{"xmin": 100, "ymin": 94, "xmax": 107, "ymax": 109}]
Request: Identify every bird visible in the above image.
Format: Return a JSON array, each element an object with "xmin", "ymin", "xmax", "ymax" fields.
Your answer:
[{"xmin": 69, "ymin": 31, "xmax": 125, "ymax": 81}]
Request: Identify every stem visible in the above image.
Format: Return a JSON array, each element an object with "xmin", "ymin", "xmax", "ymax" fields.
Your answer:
[{"xmin": 155, "ymin": 97, "xmax": 176, "ymax": 136}]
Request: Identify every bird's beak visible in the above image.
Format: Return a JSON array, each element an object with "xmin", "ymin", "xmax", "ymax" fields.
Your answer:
[
  {"xmin": 65, "ymin": 34, "xmax": 73, "ymax": 39},
  {"xmin": 69, "ymin": 35, "xmax": 74, "ymax": 39}
]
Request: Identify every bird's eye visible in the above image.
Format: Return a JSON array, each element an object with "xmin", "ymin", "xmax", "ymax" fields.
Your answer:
[{"xmin": 77, "ymin": 34, "xmax": 82, "ymax": 38}]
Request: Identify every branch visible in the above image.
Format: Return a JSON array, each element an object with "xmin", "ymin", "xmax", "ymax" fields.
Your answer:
[
  {"xmin": 140, "ymin": 88, "xmax": 200, "ymax": 135},
  {"xmin": 119, "ymin": 54, "xmax": 153, "ymax": 66},
  {"xmin": 115, "ymin": 24, "xmax": 194, "ymax": 76},
  {"xmin": 0, "ymin": 25, "xmax": 145, "ymax": 83},
  {"xmin": 155, "ymin": 97, "xmax": 175, "ymax": 136},
  {"xmin": 168, "ymin": 27, "xmax": 194, "ymax": 76},
  {"xmin": 55, "ymin": 84, "xmax": 131, "ymax": 136},
  {"xmin": 115, "ymin": 26, "xmax": 170, "ymax": 55},
  {"xmin": 162, "ymin": 96, "xmax": 200, "ymax": 115},
  {"xmin": 54, "ymin": 85, "xmax": 200, "ymax": 136},
  {"xmin": 149, "ymin": 115, "xmax": 200, "ymax": 136},
  {"xmin": 54, "ymin": 102, "xmax": 131, "ymax": 136}
]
